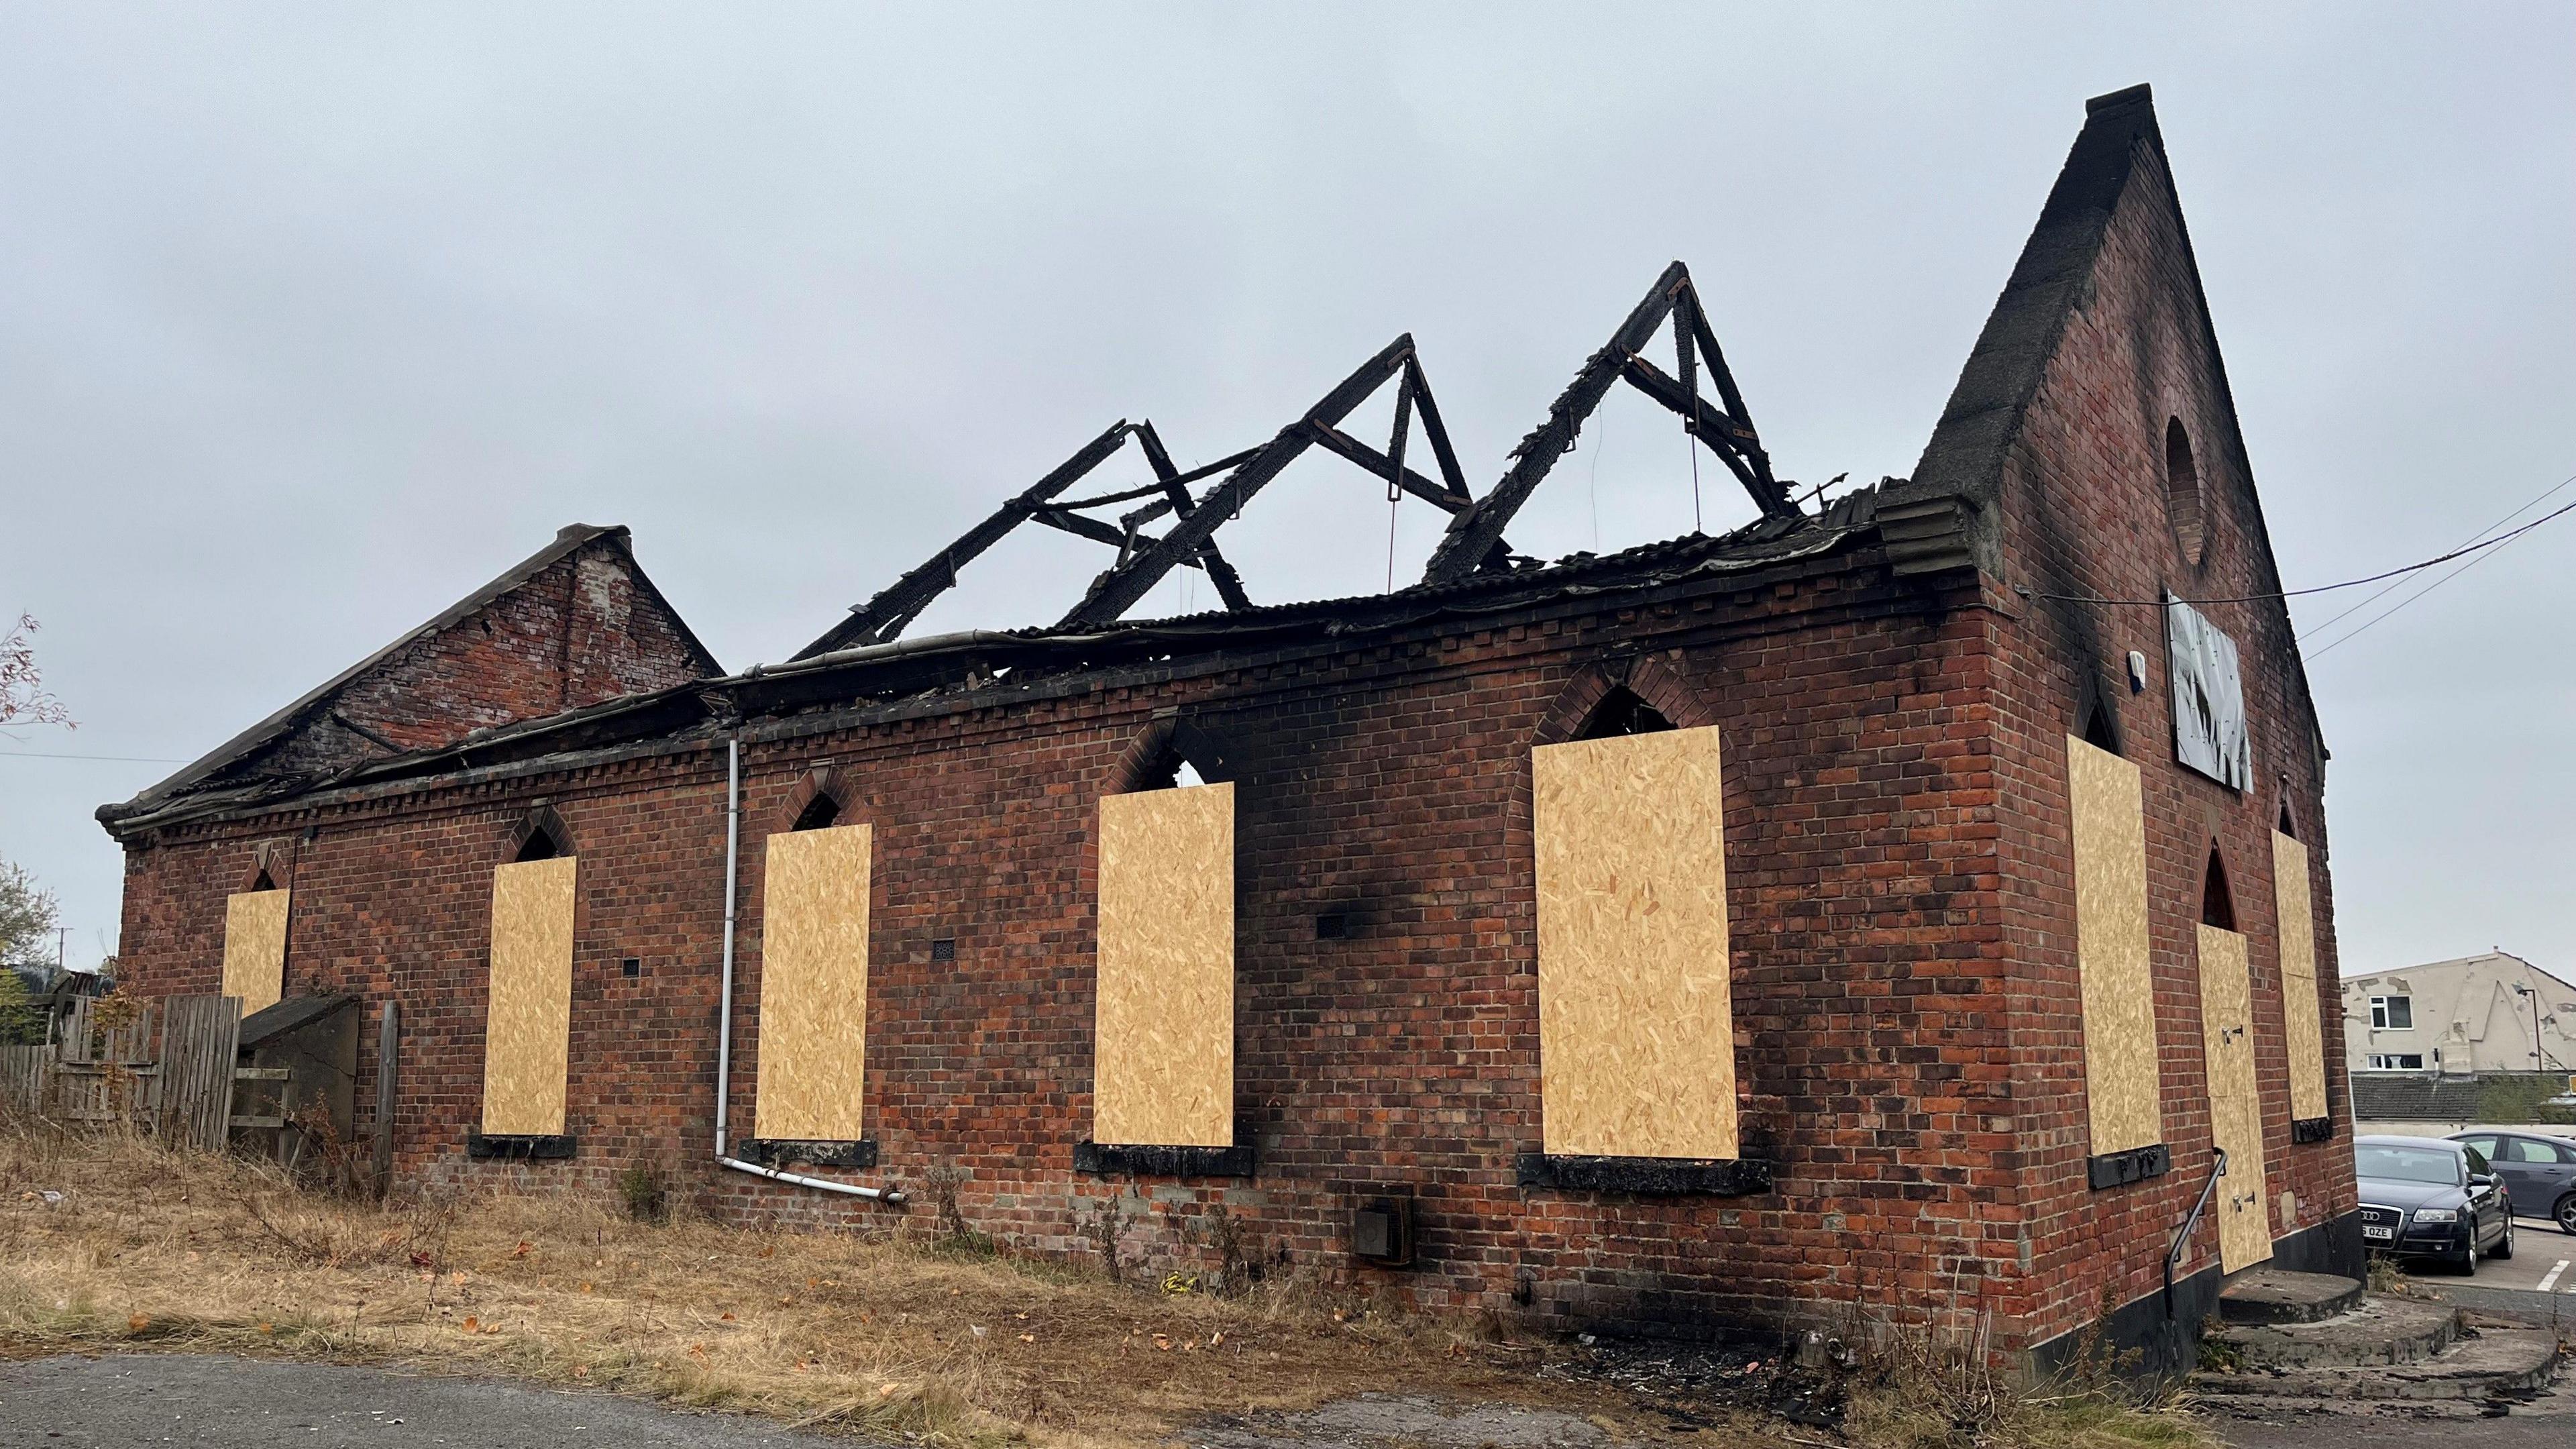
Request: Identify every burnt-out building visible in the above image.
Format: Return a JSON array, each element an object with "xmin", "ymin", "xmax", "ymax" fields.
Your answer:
[{"xmin": 101, "ymin": 87, "xmax": 2358, "ymax": 1367}]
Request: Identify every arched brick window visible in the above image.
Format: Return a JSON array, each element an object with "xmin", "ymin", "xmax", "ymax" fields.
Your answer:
[
  {"xmin": 2165, "ymin": 417, "xmax": 2206, "ymax": 567},
  {"xmin": 2200, "ymin": 846, "xmax": 2237, "ymax": 930},
  {"xmin": 508, "ymin": 805, "xmax": 572, "ymax": 863}
]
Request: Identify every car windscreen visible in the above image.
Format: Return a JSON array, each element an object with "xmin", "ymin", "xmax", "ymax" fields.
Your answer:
[{"xmin": 2355, "ymin": 1145, "xmax": 2460, "ymax": 1185}]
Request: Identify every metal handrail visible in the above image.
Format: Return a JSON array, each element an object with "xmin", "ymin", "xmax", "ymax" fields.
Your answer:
[{"xmin": 2165, "ymin": 1146, "xmax": 2229, "ymax": 1318}]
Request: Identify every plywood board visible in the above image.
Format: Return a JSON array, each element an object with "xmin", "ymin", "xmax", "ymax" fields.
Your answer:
[
  {"xmin": 755, "ymin": 824, "xmax": 871, "ymax": 1140},
  {"xmin": 2272, "ymin": 830, "xmax": 2328, "ymax": 1123},
  {"xmin": 2067, "ymin": 737, "xmax": 2163, "ymax": 1155},
  {"xmin": 2198, "ymin": 923, "xmax": 2273, "ymax": 1273},
  {"xmin": 1534, "ymin": 725, "xmax": 1737, "ymax": 1160},
  {"xmin": 480, "ymin": 856, "xmax": 577, "ymax": 1136},
  {"xmin": 1093, "ymin": 784, "xmax": 1235, "ymax": 1147},
  {"xmin": 220, "ymin": 890, "xmax": 291, "ymax": 1014}
]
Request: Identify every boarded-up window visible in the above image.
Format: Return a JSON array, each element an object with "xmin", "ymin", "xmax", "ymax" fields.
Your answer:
[
  {"xmin": 220, "ymin": 890, "xmax": 291, "ymax": 1014},
  {"xmin": 1093, "ymin": 783, "xmax": 1234, "ymax": 1147},
  {"xmin": 2067, "ymin": 735, "xmax": 2162, "ymax": 1155},
  {"xmin": 1532, "ymin": 725, "xmax": 1736, "ymax": 1160},
  {"xmin": 2272, "ymin": 830, "xmax": 2328, "ymax": 1124},
  {"xmin": 755, "ymin": 824, "xmax": 871, "ymax": 1140},
  {"xmin": 2198, "ymin": 922, "xmax": 2273, "ymax": 1271},
  {"xmin": 480, "ymin": 856, "xmax": 577, "ymax": 1136}
]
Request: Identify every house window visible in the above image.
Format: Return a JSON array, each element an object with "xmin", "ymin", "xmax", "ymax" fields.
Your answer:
[
  {"xmin": 2369, "ymin": 996, "xmax": 2413, "ymax": 1031},
  {"xmin": 2365, "ymin": 1053, "xmax": 2424, "ymax": 1071}
]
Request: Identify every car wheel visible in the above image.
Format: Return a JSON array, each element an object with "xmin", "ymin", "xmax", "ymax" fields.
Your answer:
[
  {"xmin": 2492, "ymin": 1214, "xmax": 2514, "ymax": 1260},
  {"xmin": 2456, "ymin": 1235, "xmax": 2479, "ymax": 1275},
  {"xmin": 2557, "ymin": 1193, "xmax": 2576, "ymax": 1236}
]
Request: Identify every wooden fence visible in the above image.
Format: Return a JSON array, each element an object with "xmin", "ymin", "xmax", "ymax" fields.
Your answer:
[{"xmin": 0, "ymin": 996, "xmax": 241, "ymax": 1151}]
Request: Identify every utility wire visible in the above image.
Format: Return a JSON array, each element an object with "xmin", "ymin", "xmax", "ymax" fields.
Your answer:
[
  {"xmin": 2306, "ymin": 518, "xmax": 2534, "ymax": 659},
  {"xmin": 2300, "ymin": 469, "xmax": 2576, "ymax": 639},
  {"xmin": 0, "ymin": 751, "xmax": 186, "ymax": 763},
  {"xmin": 2017, "ymin": 486, "xmax": 2576, "ymax": 608}
]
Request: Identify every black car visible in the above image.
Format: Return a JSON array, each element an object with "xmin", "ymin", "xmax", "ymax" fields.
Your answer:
[
  {"xmin": 2353, "ymin": 1135, "xmax": 2514, "ymax": 1273},
  {"xmin": 2449, "ymin": 1128, "xmax": 2576, "ymax": 1235}
]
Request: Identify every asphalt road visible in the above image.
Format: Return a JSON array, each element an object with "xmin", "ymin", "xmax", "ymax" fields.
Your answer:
[
  {"xmin": 0, "ymin": 1354, "xmax": 831, "ymax": 1447},
  {"xmin": 2391, "ymin": 1215, "xmax": 2576, "ymax": 1298}
]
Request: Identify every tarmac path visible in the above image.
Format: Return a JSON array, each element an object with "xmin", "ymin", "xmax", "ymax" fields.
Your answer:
[{"xmin": 0, "ymin": 1354, "xmax": 832, "ymax": 1447}]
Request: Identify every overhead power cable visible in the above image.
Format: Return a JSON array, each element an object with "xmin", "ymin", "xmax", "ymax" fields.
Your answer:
[{"xmin": 2015, "ymin": 480, "xmax": 2576, "ymax": 608}]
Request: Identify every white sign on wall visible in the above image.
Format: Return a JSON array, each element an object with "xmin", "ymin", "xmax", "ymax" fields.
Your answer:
[{"xmin": 2165, "ymin": 594, "xmax": 2251, "ymax": 790}]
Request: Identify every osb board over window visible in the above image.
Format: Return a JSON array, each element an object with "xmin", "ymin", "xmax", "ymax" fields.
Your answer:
[
  {"xmin": 480, "ymin": 856, "xmax": 578, "ymax": 1137},
  {"xmin": 1532, "ymin": 725, "xmax": 1737, "ymax": 1160},
  {"xmin": 2066, "ymin": 736, "xmax": 2162, "ymax": 1155},
  {"xmin": 2198, "ymin": 923, "xmax": 2273, "ymax": 1274},
  {"xmin": 1093, "ymin": 783, "xmax": 1234, "ymax": 1148},
  {"xmin": 219, "ymin": 890, "xmax": 290, "ymax": 1014},
  {"xmin": 755, "ymin": 823, "xmax": 872, "ymax": 1141},
  {"xmin": 2273, "ymin": 830, "xmax": 2328, "ymax": 1124}
]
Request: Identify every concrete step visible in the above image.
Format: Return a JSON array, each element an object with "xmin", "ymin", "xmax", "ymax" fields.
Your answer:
[
  {"xmin": 2204, "ymin": 1295, "xmax": 2461, "ymax": 1370},
  {"xmin": 2216, "ymin": 1266, "xmax": 2364, "ymax": 1325},
  {"xmin": 2191, "ymin": 1322, "xmax": 2561, "ymax": 1403}
]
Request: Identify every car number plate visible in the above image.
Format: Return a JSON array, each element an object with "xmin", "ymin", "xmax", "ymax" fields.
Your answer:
[{"xmin": 2363, "ymin": 1226, "xmax": 2394, "ymax": 1241}]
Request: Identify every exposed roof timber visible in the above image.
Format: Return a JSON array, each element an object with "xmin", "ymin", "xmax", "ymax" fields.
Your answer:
[
  {"xmin": 1419, "ymin": 262, "xmax": 1790, "ymax": 586},
  {"xmin": 1057, "ymin": 335, "xmax": 1504, "ymax": 629},
  {"xmin": 796, "ymin": 421, "xmax": 1265, "ymax": 657}
]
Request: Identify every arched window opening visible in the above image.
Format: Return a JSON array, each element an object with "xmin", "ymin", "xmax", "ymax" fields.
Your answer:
[
  {"xmin": 2078, "ymin": 696, "xmax": 2120, "ymax": 755},
  {"xmin": 792, "ymin": 792, "xmax": 843, "ymax": 831},
  {"xmin": 514, "ymin": 826, "xmax": 566, "ymax": 863},
  {"xmin": 2165, "ymin": 417, "xmax": 2206, "ymax": 567},
  {"xmin": 2276, "ymin": 802, "xmax": 2298, "ymax": 841},
  {"xmin": 1575, "ymin": 686, "xmax": 1676, "ymax": 741},
  {"xmin": 2200, "ymin": 847, "xmax": 2237, "ymax": 930},
  {"xmin": 1133, "ymin": 745, "xmax": 1214, "ymax": 791},
  {"xmin": 250, "ymin": 868, "xmax": 278, "ymax": 892}
]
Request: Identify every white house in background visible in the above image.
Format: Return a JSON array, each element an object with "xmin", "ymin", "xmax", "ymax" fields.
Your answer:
[{"xmin": 2343, "ymin": 951, "xmax": 2576, "ymax": 1075}]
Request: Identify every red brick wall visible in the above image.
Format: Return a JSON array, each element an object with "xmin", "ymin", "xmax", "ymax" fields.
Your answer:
[
  {"xmin": 262, "ymin": 535, "xmax": 712, "ymax": 777},
  {"xmin": 1979, "ymin": 142, "xmax": 2351, "ymax": 1348},
  {"xmin": 115, "ymin": 557, "xmax": 2041, "ymax": 1338}
]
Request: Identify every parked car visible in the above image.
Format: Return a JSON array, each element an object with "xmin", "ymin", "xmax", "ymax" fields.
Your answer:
[
  {"xmin": 2449, "ymin": 1128, "xmax": 2576, "ymax": 1235},
  {"xmin": 2353, "ymin": 1134, "xmax": 2514, "ymax": 1273}
]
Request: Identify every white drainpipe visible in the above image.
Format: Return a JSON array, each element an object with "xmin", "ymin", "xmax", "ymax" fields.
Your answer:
[{"xmin": 713, "ymin": 734, "xmax": 903, "ymax": 1203}]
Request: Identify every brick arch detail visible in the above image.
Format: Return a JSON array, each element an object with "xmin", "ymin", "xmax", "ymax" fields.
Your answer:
[
  {"xmin": 506, "ymin": 803, "xmax": 574, "ymax": 861},
  {"xmin": 1108, "ymin": 712, "xmax": 1239, "ymax": 794},
  {"xmin": 776, "ymin": 765, "xmax": 851, "ymax": 832},
  {"xmin": 1529, "ymin": 651, "xmax": 1719, "ymax": 747},
  {"xmin": 238, "ymin": 839, "xmax": 294, "ymax": 892}
]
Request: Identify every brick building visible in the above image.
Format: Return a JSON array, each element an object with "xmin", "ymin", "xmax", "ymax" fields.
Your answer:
[{"xmin": 101, "ymin": 87, "xmax": 2357, "ymax": 1370}]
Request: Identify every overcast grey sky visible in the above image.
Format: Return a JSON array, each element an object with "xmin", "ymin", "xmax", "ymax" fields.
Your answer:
[{"xmin": 2, "ymin": 5, "xmax": 2569, "ymax": 984}]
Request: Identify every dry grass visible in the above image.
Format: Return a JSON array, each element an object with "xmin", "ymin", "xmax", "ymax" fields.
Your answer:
[{"xmin": 0, "ymin": 1122, "xmax": 2212, "ymax": 1449}]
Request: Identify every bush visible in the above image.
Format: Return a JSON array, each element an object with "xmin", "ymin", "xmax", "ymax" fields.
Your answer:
[{"xmin": 616, "ymin": 1161, "xmax": 669, "ymax": 1224}]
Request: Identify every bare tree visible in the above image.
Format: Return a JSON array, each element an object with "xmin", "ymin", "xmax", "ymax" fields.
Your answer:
[{"xmin": 1, "ymin": 614, "xmax": 74, "ymax": 729}]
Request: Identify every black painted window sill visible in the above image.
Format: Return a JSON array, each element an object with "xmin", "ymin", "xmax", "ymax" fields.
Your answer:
[
  {"xmin": 741, "ymin": 1138, "xmax": 879, "ymax": 1169},
  {"xmin": 1073, "ymin": 1141, "xmax": 1255, "ymax": 1179},
  {"xmin": 2291, "ymin": 1116, "xmax": 2335, "ymax": 1144},
  {"xmin": 467, "ymin": 1132, "xmax": 577, "ymax": 1161},
  {"xmin": 1515, "ymin": 1153, "xmax": 1773, "ymax": 1195},
  {"xmin": 2087, "ymin": 1142, "xmax": 2171, "ymax": 1190}
]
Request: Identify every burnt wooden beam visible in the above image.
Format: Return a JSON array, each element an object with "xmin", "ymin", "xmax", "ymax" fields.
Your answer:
[
  {"xmin": 800, "ymin": 419, "xmax": 1138, "ymax": 657},
  {"xmin": 1402, "ymin": 357, "xmax": 1472, "ymax": 502},
  {"xmin": 1684, "ymin": 296, "xmax": 1784, "ymax": 508},
  {"xmin": 1619, "ymin": 353, "xmax": 1764, "ymax": 496},
  {"xmin": 1134, "ymin": 421, "xmax": 1254, "ymax": 612},
  {"xmin": 1059, "ymin": 336, "xmax": 1418, "ymax": 628},
  {"xmin": 1419, "ymin": 262, "xmax": 1690, "ymax": 584},
  {"xmin": 1306, "ymin": 421, "xmax": 1463, "ymax": 513}
]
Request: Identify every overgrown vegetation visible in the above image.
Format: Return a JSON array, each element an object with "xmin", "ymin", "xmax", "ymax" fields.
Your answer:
[
  {"xmin": 0, "ymin": 1119, "xmax": 2216, "ymax": 1449},
  {"xmin": 615, "ymin": 1161, "xmax": 669, "ymax": 1224},
  {"xmin": 2476, "ymin": 1073, "xmax": 2576, "ymax": 1127}
]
